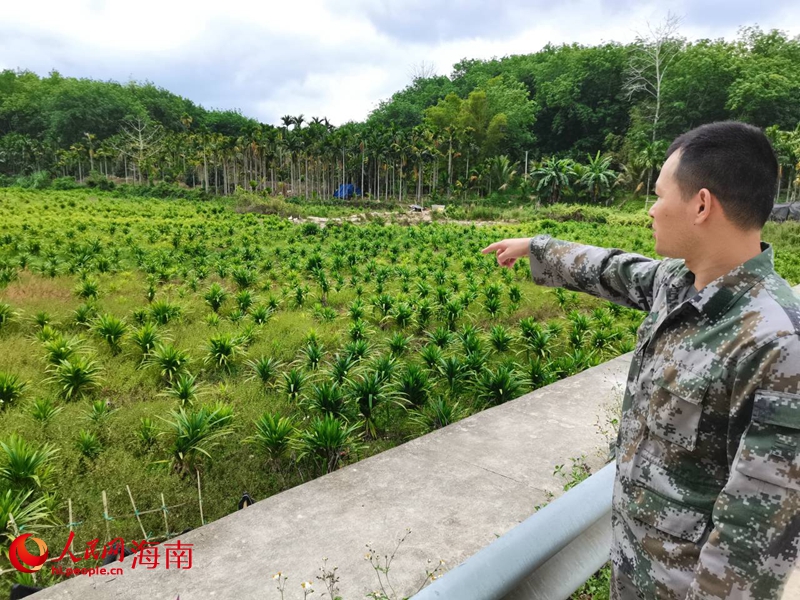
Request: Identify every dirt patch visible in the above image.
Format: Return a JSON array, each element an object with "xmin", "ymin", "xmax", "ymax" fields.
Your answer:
[
  {"xmin": 0, "ymin": 271, "xmax": 73, "ymax": 305},
  {"xmin": 288, "ymin": 210, "xmax": 519, "ymax": 228}
]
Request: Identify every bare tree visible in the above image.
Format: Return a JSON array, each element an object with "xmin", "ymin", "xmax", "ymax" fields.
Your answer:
[
  {"xmin": 623, "ymin": 12, "xmax": 685, "ymax": 143},
  {"xmin": 408, "ymin": 60, "xmax": 437, "ymax": 83},
  {"xmin": 110, "ymin": 117, "xmax": 164, "ymax": 184}
]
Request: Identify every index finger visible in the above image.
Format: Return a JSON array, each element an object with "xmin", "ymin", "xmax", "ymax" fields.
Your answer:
[{"xmin": 481, "ymin": 241, "xmax": 504, "ymax": 254}]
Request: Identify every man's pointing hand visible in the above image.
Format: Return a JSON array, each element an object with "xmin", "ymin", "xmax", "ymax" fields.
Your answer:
[{"xmin": 481, "ymin": 238, "xmax": 532, "ymax": 268}]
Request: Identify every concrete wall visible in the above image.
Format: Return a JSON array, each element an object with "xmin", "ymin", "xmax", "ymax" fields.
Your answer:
[{"xmin": 30, "ymin": 285, "xmax": 800, "ymax": 600}]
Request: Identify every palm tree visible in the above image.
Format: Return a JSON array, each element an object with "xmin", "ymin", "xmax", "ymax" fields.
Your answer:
[
  {"xmin": 580, "ymin": 151, "xmax": 617, "ymax": 205},
  {"xmin": 487, "ymin": 155, "xmax": 519, "ymax": 195},
  {"xmin": 638, "ymin": 140, "xmax": 667, "ymax": 198},
  {"xmin": 532, "ymin": 157, "xmax": 576, "ymax": 205}
]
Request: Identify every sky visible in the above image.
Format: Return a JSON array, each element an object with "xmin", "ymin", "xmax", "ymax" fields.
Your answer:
[{"xmin": 1, "ymin": 0, "xmax": 799, "ymax": 127}]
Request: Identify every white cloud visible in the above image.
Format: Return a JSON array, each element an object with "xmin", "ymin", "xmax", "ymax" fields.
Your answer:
[{"xmin": 1, "ymin": 0, "xmax": 799, "ymax": 126}]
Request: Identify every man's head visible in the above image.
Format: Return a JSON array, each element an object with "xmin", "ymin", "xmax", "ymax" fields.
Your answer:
[{"xmin": 649, "ymin": 121, "xmax": 778, "ymax": 259}]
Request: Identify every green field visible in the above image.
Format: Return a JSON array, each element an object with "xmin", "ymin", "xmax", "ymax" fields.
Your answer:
[{"xmin": 0, "ymin": 188, "xmax": 799, "ymax": 591}]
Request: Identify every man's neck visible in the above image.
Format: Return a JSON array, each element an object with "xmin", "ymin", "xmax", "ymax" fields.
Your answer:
[{"xmin": 685, "ymin": 238, "xmax": 763, "ymax": 292}]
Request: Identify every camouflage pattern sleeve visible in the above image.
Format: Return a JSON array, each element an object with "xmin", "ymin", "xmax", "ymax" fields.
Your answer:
[
  {"xmin": 527, "ymin": 234, "xmax": 664, "ymax": 311},
  {"xmin": 687, "ymin": 333, "xmax": 800, "ymax": 600}
]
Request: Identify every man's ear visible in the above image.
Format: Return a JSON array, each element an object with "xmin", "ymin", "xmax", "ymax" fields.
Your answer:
[{"xmin": 695, "ymin": 189, "xmax": 713, "ymax": 225}]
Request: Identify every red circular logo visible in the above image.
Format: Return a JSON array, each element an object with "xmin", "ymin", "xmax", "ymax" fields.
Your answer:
[{"xmin": 9, "ymin": 534, "xmax": 49, "ymax": 573}]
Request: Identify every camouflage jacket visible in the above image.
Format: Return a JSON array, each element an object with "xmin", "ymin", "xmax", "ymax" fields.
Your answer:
[{"xmin": 527, "ymin": 234, "xmax": 800, "ymax": 600}]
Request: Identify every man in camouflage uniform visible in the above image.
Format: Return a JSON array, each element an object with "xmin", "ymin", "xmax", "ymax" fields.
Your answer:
[{"xmin": 482, "ymin": 121, "xmax": 800, "ymax": 599}]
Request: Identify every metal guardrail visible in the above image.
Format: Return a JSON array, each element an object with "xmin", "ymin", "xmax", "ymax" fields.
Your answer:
[{"xmin": 412, "ymin": 462, "xmax": 615, "ymax": 600}]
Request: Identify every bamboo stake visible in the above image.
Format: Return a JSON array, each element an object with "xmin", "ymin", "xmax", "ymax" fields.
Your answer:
[
  {"xmin": 160, "ymin": 493, "xmax": 170, "ymax": 539},
  {"xmin": 102, "ymin": 490, "xmax": 111, "ymax": 544},
  {"xmin": 8, "ymin": 513, "xmax": 35, "ymax": 584},
  {"xmin": 196, "ymin": 469, "xmax": 205, "ymax": 526},
  {"xmin": 68, "ymin": 499, "xmax": 75, "ymax": 554},
  {"xmin": 126, "ymin": 485, "xmax": 149, "ymax": 541}
]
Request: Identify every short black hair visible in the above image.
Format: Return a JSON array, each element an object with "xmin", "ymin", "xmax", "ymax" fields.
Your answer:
[{"xmin": 666, "ymin": 121, "xmax": 778, "ymax": 230}]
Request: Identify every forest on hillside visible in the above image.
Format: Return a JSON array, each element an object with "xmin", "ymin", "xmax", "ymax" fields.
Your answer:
[{"xmin": 1, "ymin": 24, "xmax": 799, "ymax": 204}]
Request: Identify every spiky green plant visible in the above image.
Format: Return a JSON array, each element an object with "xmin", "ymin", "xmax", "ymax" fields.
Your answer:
[
  {"xmin": 520, "ymin": 318, "xmax": 553, "ymax": 360},
  {"xmin": 348, "ymin": 299, "xmax": 365, "ymax": 321},
  {"xmin": 0, "ymin": 488, "xmax": 54, "ymax": 541},
  {"xmin": 443, "ymin": 298, "xmax": 464, "ymax": 330},
  {"xmin": 460, "ymin": 330, "xmax": 483, "ymax": 355},
  {"xmin": 395, "ymin": 364, "xmax": 430, "ymax": 409},
  {"xmin": 32, "ymin": 311, "xmax": 51, "ymax": 329},
  {"xmin": 203, "ymin": 283, "xmax": 229, "ymax": 313},
  {"xmin": 419, "ymin": 344, "xmax": 444, "ymax": 370},
  {"xmin": 136, "ymin": 417, "xmax": 159, "ymax": 449},
  {"xmin": 526, "ymin": 358, "xmax": 556, "ymax": 390},
  {"xmin": 428, "ymin": 326, "xmax": 452, "ymax": 349},
  {"xmin": 83, "ymin": 399, "xmax": 117, "ymax": 426},
  {"xmin": 0, "ymin": 435, "xmax": 58, "ymax": 490},
  {"xmin": 75, "ymin": 277, "xmax": 99, "ymax": 300},
  {"xmin": 149, "ymin": 299, "xmax": 182, "ymax": 325},
  {"xmin": 73, "ymin": 302, "xmax": 97, "ymax": 328},
  {"xmin": 234, "ymin": 323, "xmax": 259, "ymax": 349},
  {"xmin": 589, "ymin": 328, "xmax": 620, "ymax": 351},
  {"xmin": 300, "ymin": 342, "xmax": 325, "ymax": 371},
  {"xmin": 616, "ymin": 339, "xmax": 636, "ymax": 354},
  {"xmin": 293, "ymin": 414, "xmax": 363, "ymax": 475},
  {"xmin": 282, "ymin": 368, "xmax": 308, "ymax": 403},
  {"xmin": 235, "ymin": 289, "xmax": 254, "ymax": 313},
  {"xmin": 550, "ymin": 349, "xmax": 599, "ymax": 378},
  {"xmin": 0, "ymin": 302, "xmax": 16, "ymax": 330},
  {"xmin": 0, "ymin": 372, "xmax": 28, "ymax": 410},
  {"xmin": 347, "ymin": 371, "xmax": 394, "ymax": 439},
  {"xmin": 35, "ymin": 324, "xmax": 60, "ymax": 343},
  {"xmin": 437, "ymin": 356, "xmax": 466, "ymax": 394},
  {"xmin": 483, "ymin": 295, "xmax": 502, "ymax": 318},
  {"xmin": 326, "ymin": 354, "xmax": 357, "ymax": 385},
  {"xmin": 94, "ymin": 314, "xmax": 127, "ymax": 355},
  {"xmin": 371, "ymin": 353, "xmax": 398, "ymax": 385},
  {"xmin": 247, "ymin": 413, "xmax": 296, "ymax": 464},
  {"xmin": 28, "ymin": 397, "xmax": 64, "ymax": 426},
  {"xmin": 146, "ymin": 343, "xmax": 190, "ymax": 383},
  {"xmin": 408, "ymin": 396, "xmax": 468, "ymax": 433},
  {"xmin": 204, "ymin": 333, "xmax": 241, "ymax": 373},
  {"xmin": 250, "ymin": 305, "xmax": 273, "ymax": 325},
  {"xmin": 303, "ymin": 381, "xmax": 350, "ymax": 419},
  {"xmin": 164, "ymin": 373, "xmax": 202, "ymax": 407},
  {"xmin": 47, "ymin": 356, "xmax": 102, "ymax": 400},
  {"xmin": 474, "ymin": 364, "xmax": 525, "ymax": 407},
  {"xmin": 488, "ymin": 324, "xmax": 513, "ymax": 352},
  {"xmin": 246, "ymin": 356, "xmax": 283, "ymax": 389},
  {"xmin": 348, "ymin": 319, "xmax": 370, "ymax": 342},
  {"xmin": 75, "ymin": 430, "xmax": 103, "ymax": 460},
  {"xmin": 388, "ymin": 332, "xmax": 412, "ymax": 357},
  {"xmin": 392, "ymin": 302, "xmax": 414, "ymax": 328},
  {"xmin": 232, "ymin": 267, "xmax": 258, "ymax": 290},
  {"xmin": 416, "ymin": 298, "xmax": 433, "ymax": 329},
  {"xmin": 161, "ymin": 406, "xmax": 234, "ymax": 477},
  {"xmin": 42, "ymin": 334, "xmax": 82, "ymax": 366},
  {"xmin": 130, "ymin": 322, "xmax": 162, "ymax": 358},
  {"xmin": 342, "ymin": 339, "xmax": 370, "ymax": 363}
]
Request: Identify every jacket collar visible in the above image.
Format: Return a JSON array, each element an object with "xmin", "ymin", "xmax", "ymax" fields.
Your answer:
[{"xmin": 676, "ymin": 242, "xmax": 774, "ymax": 319}]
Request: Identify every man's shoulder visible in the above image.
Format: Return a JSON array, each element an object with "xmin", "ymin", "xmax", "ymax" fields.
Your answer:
[{"xmin": 745, "ymin": 274, "xmax": 800, "ymax": 337}]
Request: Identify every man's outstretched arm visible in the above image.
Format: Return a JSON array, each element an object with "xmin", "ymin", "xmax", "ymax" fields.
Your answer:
[{"xmin": 482, "ymin": 234, "xmax": 665, "ymax": 312}]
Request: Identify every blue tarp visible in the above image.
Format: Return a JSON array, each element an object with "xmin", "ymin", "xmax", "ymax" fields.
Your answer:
[{"xmin": 333, "ymin": 184, "xmax": 362, "ymax": 199}]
